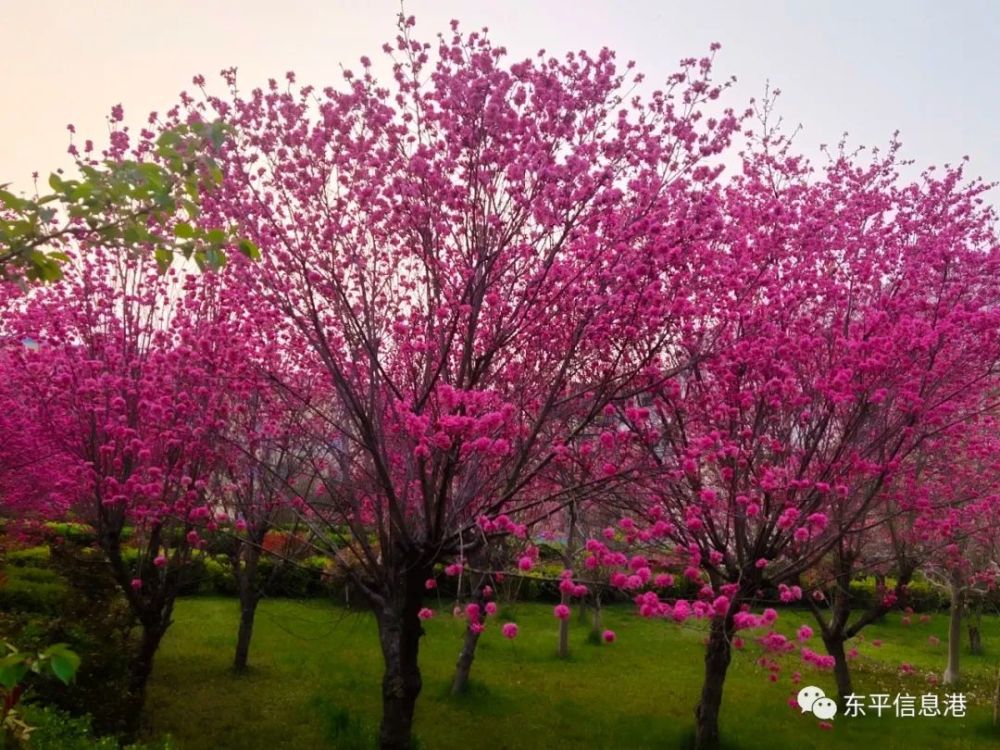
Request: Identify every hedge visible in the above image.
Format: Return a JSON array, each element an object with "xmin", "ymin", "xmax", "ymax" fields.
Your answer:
[
  {"xmin": 4, "ymin": 543, "xmax": 989, "ymax": 612},
  {"xmin": 0, "ymin": 566, "xmax": 67, "ymax": 614}
]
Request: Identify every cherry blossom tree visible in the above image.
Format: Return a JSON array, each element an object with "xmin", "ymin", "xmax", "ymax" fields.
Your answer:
[
  {"xmin": 592, "ymin": 128, "xmax": 1000, "ymax": 748},
  {"xmin": 0, "ymin": 247, "xmax": 245, "ymax": 727},
  {"xmin": 800, "ymin": 417, "xmax": 1000, "ymax": 702},
  {"xmin": 167, "ymin": 17, "xmax": 742, "ymax": 749},
  {"xmin": 917, "ymin": 422, "xmax": 1000, "ymax": 685},
  {"xmin": 213, "ymin": 373, "xmax": 326, "ymax": 673}
]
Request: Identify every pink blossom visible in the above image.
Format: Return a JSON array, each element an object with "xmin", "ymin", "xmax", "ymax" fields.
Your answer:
[
  {"xmin": 418, "ymin": 608, "xmax": 434, "ymax": 620},
  {"xmin": 553, "ymin": 604, "xmax": 571, "ymax": 620},
  {"xmin": 502, "ymin": 622, "xmax": 518, "ymax": 639}
]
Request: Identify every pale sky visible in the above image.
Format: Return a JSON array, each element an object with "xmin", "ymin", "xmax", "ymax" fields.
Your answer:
[{"xmin": 2, "ymin": 1, "xmax": 997, "ymax": 198}]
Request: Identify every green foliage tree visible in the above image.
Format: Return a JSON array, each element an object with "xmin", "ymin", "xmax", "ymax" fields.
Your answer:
[{"xmin": 0, "ymin": 120, "xmax": 257, "ymax": 284}]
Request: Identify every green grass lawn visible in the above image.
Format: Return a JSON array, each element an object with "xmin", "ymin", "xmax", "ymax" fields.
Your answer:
[{"xmin": 144, "ymin": 598, "xmax": 1000, "ymax": 749}]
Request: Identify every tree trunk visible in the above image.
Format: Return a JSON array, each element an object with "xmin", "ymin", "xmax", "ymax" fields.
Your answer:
[
  {"xmin": 448, "ymin": 572, "xmax": 489, "ymax": 693},
  {"xmin": 376, "ymin": 570, "xmax": 427, "ymax": 750},
  {"xmin": 557, "ymin": 589, "xmax": 571, "ymax": 658},
  {"xmin": 968, "ymin": 624, "xmax": 983, "ymax": 656},
  {"xmin": 557, "ymin": 501, "xmax": 578, "ymax": 659},
  {"xmin": 123, "ymin": 623, "xmax": 165, "ymax": 735},
  {"xmin": 233, "ymin": 596, "xmax": 259, "ymax": 673},
  {"xmin": 694, "ymin": 615, "xmax": 734, "ymax": 750},
  {"xmin": 591, "ymin": 592, "xmax": 603, "ymax": 642},
  {"xmin": 450, "ymin": 624, "xmax": 482, "ymax": 694},
  {"xmin": 943, "ymin": 578, "xmax": 964, "ymax": 685},
  {"xmin": 233, "ymin": 552, "xmax": 261, "ymax": 673},
  {"xmin": 823, "ymin": 633, "xmax": 853, "ymax": 704}
]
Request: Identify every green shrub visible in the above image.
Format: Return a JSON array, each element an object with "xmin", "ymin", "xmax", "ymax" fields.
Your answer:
[
  {"xmin": 20, "ymin": 542, "xmax": 137, "ymax": 736},
  {"xmin": 258, "ymin": 555, "xmax": 329, "ymax": 598},
  {"xmin": 15, "ymin": 705, "xmax": 174, "ymax": 750},
  {"xmin": 174, "ymin": 554, "xmax": 333, "ymax": 599},
  {"xmin": 0, "ymin": 572, "xmax": 66, "ymax": 615},
  {"xmin": 42, "ymin": 523, "xmax": 97, "ymax": 546},
  {"xmin": 206, "ymin": 556, "xmax": 237, "ymax": 595},
  {"xmin": 902, "ymin": 577, "xmax": 952, "ymax": 611},
  {"xmin": 9, "ymin": 567, "xmax": 61, "ymax": 585},
  {"xmin": 848, "ymin": 576, "xmax": 951, "ymax": 612},
  {"xmin": 5, "ymin": 547, "xmax": 51, "ymax": 567},
  {"xmin": 535, "ymin": 540, "xmax": 565, "ymax": 561}
]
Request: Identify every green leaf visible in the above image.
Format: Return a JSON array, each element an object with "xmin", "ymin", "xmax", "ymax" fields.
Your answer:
[
  {"xmin": 204, "ymin": 247, "xmax": 227, "ymax": 270},
  {"xmin": 0, "ymin": 654, "xmax": 30, "ymax": 689},
  {"xmin": 154, "ymin": 247, "xmax": 172, "ymax": 272},
  {"xmin": 174, "ymin": 222, "xmax": 195, "ymax": 239},
  {"xmin": 237, "ymin": 238, "xmax": 261, "ymax": 261},
  {"xmin": 0, "ymin": 189, "xmax": 28, "ymax": 211},
  {"xmin": 43, "ymin": 644, "xmax": 80, "ymax": 685}
]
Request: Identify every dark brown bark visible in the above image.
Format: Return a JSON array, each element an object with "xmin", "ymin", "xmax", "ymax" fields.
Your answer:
[
  {"xmin": 808, "ymin": 547, "xmax": 915, "ymax": 707},
  {"xmin": 376, "ymin": 567, "xmax": 427, "ymax": 750},
  {"xmin": 99, "ymin": 522, "xmax": 178, "ymax": 736},
  {"xmin": 944, "ymin": 576, "xmax": 964, "ymax": 685},
  {"xmin": 823, "ymin": 634, "xmax": 853, "ymax": 704},
  {"xmin": 557, "ymin": 501, "xmax": 578, "ymax": 659},
  {"xmin": 233, "ymin": 597, "xmax": 259, "ymax": 673},
  {"xmin": 591, "ymin": 592, "xmax": 603, "ymax": 642},
  {"xmin": 232, "ymin": 547, "xmax": 262, "ymax": 673},
  {"xmin": 557, "ymin": 589, "xmax": 572, "ymax": 658},
  {"xmin": 122, "ymin": 622, "xmax": 166, "ymax": 735},
  {"xmin": 450, "ymin": 624, "xmax": 482, "ymax": 695},
  {"xmin": 968, "ymin": 624, "xmax": 983, "ymax": 655},
  {"xmin": 693, "ymin": 615, "xmax": 734, "ymax": 750}
]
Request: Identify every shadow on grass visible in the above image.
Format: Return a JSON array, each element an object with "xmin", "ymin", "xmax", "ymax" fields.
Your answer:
[
  {"xmin": 308, "ymin": 695, "xmax": 430, "ymax": 750},
  {"xmin": 970, "ymin": 717, "xmax": 1000, "ymax": 741},
  {"xmin": 678, "ymin": 728, "xmax": 755, "ymax": 750},
  {"xmin": 309, "ymin": 694, "xmax": 375, "ymax": 749},
  {"xmin": 439, "ymin": 677, "xmax": 520, "ymax": 715}
]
